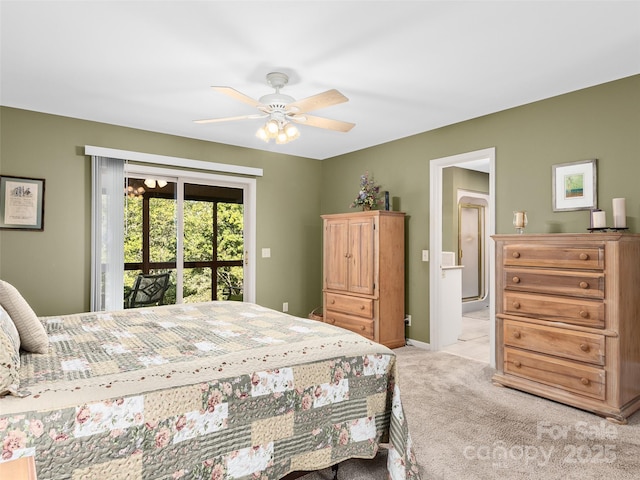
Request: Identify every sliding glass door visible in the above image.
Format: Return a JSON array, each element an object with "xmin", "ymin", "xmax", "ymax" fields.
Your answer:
[
  {"xmin": 182, "ymin": 183, "xmax": 244, "ymax": 302},
  {"xmin": 124, "ymin": 177, "xmax": 178, "ymax": 305},
  {"xmin": 123, "ymin": 167, "xmax": 249, "ymax": 307},
  {"xmin": 91, "ymin": 152, "xmax": 257, "ymax": 312}
]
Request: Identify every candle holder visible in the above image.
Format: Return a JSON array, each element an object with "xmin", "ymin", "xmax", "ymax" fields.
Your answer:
[{"xmin": 513, "ymin": 211, "xmax": 528, "ymax": 234}]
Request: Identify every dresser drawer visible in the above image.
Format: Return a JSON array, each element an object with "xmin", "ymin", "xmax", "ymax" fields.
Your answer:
[
  {"xmin": 325, "ymin": 293, "xmax": 374, "ymax": 318},
  {"xmin": 503, "ymin": 267, "xmax": 604, "ymax": 299},
  {"xmin": 503, "ymin": 291, "xmax": 604, "ymax": 328},
  {"xmin": 504, "ymin": 319, "xmax": 605, "ymax": 365},
  {"xmin": 324, "ymin": 310, "xmax": 374, "ymax": 339},
  {"xmin": 504, "ymin": 348, "xmax": 605, "ymax": 400},
  {"xmin": 503, "ymin": 244, "xmax": 604, "ymax": 270}
]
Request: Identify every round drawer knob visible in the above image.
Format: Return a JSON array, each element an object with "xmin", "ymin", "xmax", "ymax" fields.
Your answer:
[
  {"xmin": 360, "ymin": 305, "xmax": 365, "ymax": 310},
  {"xmin": 579, "ymin": 281, "xmax": 589, "ymax": 289},
  {"xmin": 512, "ymin": 276, "xmax": 520, "ymax": 284},
  {"xmin": 514, "ymin": 361, "xmax": 522, "ymax": 368},
  {"xmin": 579, "ymin": 310, "xmax": 589, "ymax": 318},
  {"xmin": 513, "ymin": 331, "xmax": 521, "ymax": 339},
  {"xmin": 581, "ymin": 378, "xmax": 590, "ymax": 386},
  {"xmin": 359, "ymin": 325, "xmax": 365, "ymax": 331},
  {"xmin": 327, "ymin": 318, "xmax": 335, "ymax": 324},
  {"xmin": 512, "ymin": 301, "xmax": 521, "ymax": 309},
  {"xmin": 512, "ymin": 252, "xmax": 521, "ymax": 258},
  {"xmin": 579, "ymin": 253, "xmax": 589, "ymax": 260},
  {"xmin": 580, "ymin": 343, "xmax": 590, "ymax": 352},
  {"xmin": 331, "ymin": 299, "xmax": 335, "ymax": 304}
]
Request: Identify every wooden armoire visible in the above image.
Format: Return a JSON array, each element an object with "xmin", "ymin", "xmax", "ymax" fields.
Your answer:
[{"xmin": 321, "ymin": 210, "xmax": 406, "ymax": 348}]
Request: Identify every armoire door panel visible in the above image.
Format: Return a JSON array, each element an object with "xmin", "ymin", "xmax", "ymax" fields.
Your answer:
[
  {"xmin": 324, "ymin": 219, "xmax": 349, "ymax": 291},
  {"xmin": 348, "ymin": 218, "xmax": 375, "ymax": 295}
]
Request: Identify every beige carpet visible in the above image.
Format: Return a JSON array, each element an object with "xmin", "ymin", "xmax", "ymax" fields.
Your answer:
[{"xmin": 302, "ymin": 346, "xmax": 640, "ymax": 479}]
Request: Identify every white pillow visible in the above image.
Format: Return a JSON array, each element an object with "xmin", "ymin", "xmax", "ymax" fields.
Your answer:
[
  {"xmin": 0, "ymin": 305, "xmax": 20, "ymax": 352},
  {"xmin": 0, "ymin": 280, "xmax": 49, "ymax": 354},
  {"xmin": 0, "ymin": 305, "xmax": 21, "ymax": 396}
]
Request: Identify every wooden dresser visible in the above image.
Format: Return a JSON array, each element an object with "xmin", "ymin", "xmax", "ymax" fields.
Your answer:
[
  {"xmin": 492, "ymin": 233, "xmax": 640, "ymax": 424},
  {"xmin": 322, "ymin": 211, "xmax": 406, "ymax": 348}
]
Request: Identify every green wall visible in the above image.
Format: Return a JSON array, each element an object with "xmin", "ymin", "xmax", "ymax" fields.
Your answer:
[
  {"xmin": 321, "ymin": 74, "xmax": 640, "ymax": 343},
  {"xmin": 2, "ymin": 75, "xmax": 638, "ymax": 345},
  {"xmin": 0, "ymin": 108, "xmax": 323, "ymax": 318}
]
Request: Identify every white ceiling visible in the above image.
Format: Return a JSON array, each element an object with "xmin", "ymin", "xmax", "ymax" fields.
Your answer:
[{"xmin": 1, "ymin": 1, "xmax": 639, "ymax": 160}]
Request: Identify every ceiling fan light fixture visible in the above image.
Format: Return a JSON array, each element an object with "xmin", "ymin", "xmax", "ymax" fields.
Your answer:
[
  {"xmin": 257, "ymin": 119, "xmax": 299, "ymax": 144},
  {"xmin": 284, "ymin": 123, "xmax": 299, "ymax": 139},
  {"xmin": 256, "ymin": 125, "xmax": 269, "ymax": 142},
  {"xmin": 199, "ymin": 71, "xmax": 352, "ymax": 145},
  {"xmin": 266, "ymin": 119, "xmax": 279, "ymax": 135},
  {"xmin": 276, "ymin": 130, "xmax": 289, "ymax": 144}
]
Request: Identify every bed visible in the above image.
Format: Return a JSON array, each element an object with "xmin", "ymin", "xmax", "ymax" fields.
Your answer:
[{"xmin": 0, "ymin": 299, "xmax": 421, "ymax": 479}]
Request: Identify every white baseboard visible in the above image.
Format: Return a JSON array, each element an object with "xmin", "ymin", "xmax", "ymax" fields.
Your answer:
[{"xmin": 405, "ymin": 338, "xmax": 431, "ymax": 350}]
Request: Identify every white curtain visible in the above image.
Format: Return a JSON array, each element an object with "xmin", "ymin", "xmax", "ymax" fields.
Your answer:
[{"xmin": 91, "ymin": 156, "xmax": 124, "ymax": 311}]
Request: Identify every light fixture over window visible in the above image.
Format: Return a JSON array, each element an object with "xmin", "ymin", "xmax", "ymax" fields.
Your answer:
[{"xmin": 143, "ymin": 179, "xmax": 168, "ymax": 189}]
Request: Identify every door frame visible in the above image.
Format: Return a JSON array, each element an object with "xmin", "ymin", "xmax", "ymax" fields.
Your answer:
[{"xmin": 429, "ymin": 147, "xmax": 496, "ymax": 366}]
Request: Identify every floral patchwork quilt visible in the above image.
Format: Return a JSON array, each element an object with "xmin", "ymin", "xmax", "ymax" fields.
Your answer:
[{"xmin": 0, "ymin": 301, "xmax": 420, "ymax": 479}]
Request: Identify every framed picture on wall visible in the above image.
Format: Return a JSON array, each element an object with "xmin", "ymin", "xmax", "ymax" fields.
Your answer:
[
  {"xmin": 552, "ymin": 159, "xmax": 597, "ymax": 212},
  {"xmin": 0, "ymin": 175, "xmax": 45, "ymax": 230}
]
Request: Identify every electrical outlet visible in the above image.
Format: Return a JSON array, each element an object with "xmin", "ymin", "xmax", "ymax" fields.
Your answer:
[
  {"xmin": 262, "ymin": 248, "xmax": 271, "ymax": 258},
  {"xmin": 283, "ymin": 302, "xmax": 288, "ymax": 312},
  {"xmin": 405, "ymin": 314, "xmax": 411, "ymax": 326},
  {"xmin": 421, "ymin": 250, "xmax": 429, "ymax": 262}
]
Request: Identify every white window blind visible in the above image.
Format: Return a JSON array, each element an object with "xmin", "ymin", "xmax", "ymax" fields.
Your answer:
[{"xmin": 91, "ymin": 156, "xmax": 125, "ymax": 311}]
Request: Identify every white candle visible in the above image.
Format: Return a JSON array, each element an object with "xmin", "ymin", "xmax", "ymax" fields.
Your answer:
[
  {"xmin": 612, "ymin": 198, "xmax": 626, "ymax": 228},
  {"xmin": 515, "ymin": 211, "xmax": 525, "ymax": 228},
  {"xmin": 592, "ymin": 210, "xmax": 606, "ymax": 229}
]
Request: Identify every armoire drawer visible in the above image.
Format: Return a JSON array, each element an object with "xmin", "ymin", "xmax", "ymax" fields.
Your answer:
[
  {"xmin": 503, "ymin": 291, "xmax": 604, "ymax": 328},
  {"xmin": 324, "ymin": 310, "xmax": 374, "ymax": 339},
  {"xmin": 504, "ymin": 319, "xmax": 605, "ymax": 365},
  {"xmin": 504, "ymin": 348, "xmax": 605, "ymax": 400},
  {"xmin": 503, "ymin": 244, "xmax": 604, "ymax": 270},
  {"xmin": 503, "ymin": 267, "xmax": 604, "ymax": 299},
  {"xmin": 325, "ymin": 292, "xmax": 374, "ymax": 318}
]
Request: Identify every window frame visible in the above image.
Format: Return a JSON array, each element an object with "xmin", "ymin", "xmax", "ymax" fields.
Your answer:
[{"xmin": 125, "ymin": 163, "xmax": 257, "ymax": 305}]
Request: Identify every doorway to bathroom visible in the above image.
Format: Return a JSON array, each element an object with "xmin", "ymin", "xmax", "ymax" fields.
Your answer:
[{"xmin": 429, "ymin": 148, "xmax": 495, "ymax": 366}]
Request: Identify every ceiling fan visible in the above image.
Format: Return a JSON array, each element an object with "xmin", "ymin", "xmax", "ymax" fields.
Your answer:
[{"xmin": 195, "ymin": 72, "xmax": 355, "ymax": 144}]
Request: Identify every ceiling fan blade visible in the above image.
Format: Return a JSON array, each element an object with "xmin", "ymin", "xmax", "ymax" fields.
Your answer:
[
  {"xmin": 194, "ymin": 113, "xmax": 267, "ymax": 124},
  {"xmin": 213, "ymin": 86, "xmax": 263, "ymax": 108},
  {"xmin": 287, "ymin": 89, "xmax": 348, "ymax": 113},
  {"xmin": 290, "ymin": 114, "xmax": 355, "ymax": 132}
]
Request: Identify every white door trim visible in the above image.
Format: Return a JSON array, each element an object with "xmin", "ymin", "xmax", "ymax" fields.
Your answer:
[{"xmin": 429, "ymin": 147, "xmax": 496, "ymax": 367}]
